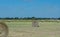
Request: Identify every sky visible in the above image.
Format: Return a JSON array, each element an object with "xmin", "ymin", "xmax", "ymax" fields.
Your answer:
[{"xmin": 0, "ymin": 0, "xmax": 60, "ymax": 18}]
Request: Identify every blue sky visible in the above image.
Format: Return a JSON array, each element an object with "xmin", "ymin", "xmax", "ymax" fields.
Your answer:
[{"xmin": 0, "ymin": 0, "xmax": 60, "ymax": 18}]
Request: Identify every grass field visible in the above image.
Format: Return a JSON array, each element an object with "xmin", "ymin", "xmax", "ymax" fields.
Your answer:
[{"xmin": 4, "ymin": 21, "xmax": 60, "ymax": 37}]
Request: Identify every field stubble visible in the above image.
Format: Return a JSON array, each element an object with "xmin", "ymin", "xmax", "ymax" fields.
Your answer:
[{"xmin": 5, "ymin": 21, "xmax": 60, "ymax": 37}]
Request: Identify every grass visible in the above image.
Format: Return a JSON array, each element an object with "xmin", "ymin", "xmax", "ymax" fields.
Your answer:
[{"xmin": 4, "ymin": 21, "xmax": 60, "ymax": 37}]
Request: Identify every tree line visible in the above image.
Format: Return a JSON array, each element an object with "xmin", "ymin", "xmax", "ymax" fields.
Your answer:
[{"xmin": 0, "ymin": 17, "xmax": 60, "ymax": 20}]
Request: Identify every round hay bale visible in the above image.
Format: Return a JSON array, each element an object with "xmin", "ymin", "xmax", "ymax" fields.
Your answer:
[
  {"xmin": 32, "ymin": 20, "xmax": 39, "ymax": 27},
  {"xmin": 0, "ymin": 22, "xmax": 8, "ymax": 37}
]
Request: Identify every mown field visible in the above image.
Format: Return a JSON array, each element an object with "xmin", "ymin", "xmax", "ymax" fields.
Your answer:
[{"xmin": 4, "ymin": 20, "xmax": 60, "ymax": 37}]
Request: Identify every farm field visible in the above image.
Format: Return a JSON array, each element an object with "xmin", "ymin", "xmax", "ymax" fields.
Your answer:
[{"xmin": 4, "ymin": 20, "xmax": 60, "ymax": 37}]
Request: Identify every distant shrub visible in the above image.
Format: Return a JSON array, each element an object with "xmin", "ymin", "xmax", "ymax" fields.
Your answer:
[{"xmin": 32, "ymin": 20, "xmax": 39, "ymax": 27}]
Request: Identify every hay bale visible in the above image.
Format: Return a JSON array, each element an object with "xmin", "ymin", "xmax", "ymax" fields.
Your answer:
[
  {"xmin": 32, "ymin": 20, "xmax": 39, "ymax": 27},
  {"xmin": 0, "ymin": 22, "xmax": 8, "ymax": 37}
]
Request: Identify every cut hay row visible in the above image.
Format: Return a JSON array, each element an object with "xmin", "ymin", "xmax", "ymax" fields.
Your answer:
[
  {"xmin": 0, "ymin": 20, "xmax": 60, "ymax": 22},
  {"xmin": 0, "ymin": 22, "xmax": 8, "ymax": 37}
]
